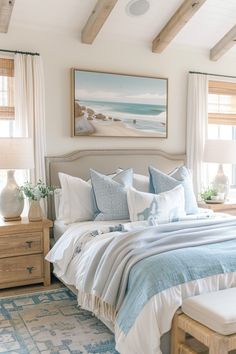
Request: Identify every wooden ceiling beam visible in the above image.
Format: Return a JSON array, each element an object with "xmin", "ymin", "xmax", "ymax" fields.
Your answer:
[
  {"xmin": 0, "ymin": 0, "xmax": 15, "ymax": 33},
  {"xmin": 81, "ymin": 0, "xmax": 118, "ymax": 44},
  {"xmin": 152, "ymin": 0, "xmax": 207, "ymax": 53},
  {"xmin": 210, "ymin": 24, "xmax": 236, "ymax": 61}
]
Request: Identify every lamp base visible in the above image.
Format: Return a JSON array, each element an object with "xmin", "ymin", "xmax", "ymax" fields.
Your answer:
[
  {"xmin": 213, "ymin": 164, "xmax": 229, "ymax": 200},
  {"xmin": 0, "ymin": 170, "xmax": 24, "ymax": 221},
  {"xmin": 3, "ymin": 216, "xmax": 22, "ymax": 222}
]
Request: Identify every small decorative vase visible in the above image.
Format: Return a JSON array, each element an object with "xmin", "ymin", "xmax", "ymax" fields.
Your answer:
[{"xmin": 28, "ymin": 200, "xmax": 43, "ymax": 222}]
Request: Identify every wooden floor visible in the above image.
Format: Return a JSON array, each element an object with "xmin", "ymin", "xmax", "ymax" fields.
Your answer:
[{"xmin": 0, "ymin": 276, "xmax": 64, "ymax": 298}]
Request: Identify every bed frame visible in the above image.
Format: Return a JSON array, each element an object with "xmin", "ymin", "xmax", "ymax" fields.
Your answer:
[
  {"xmin": 45, "ymin": 148, "xmax": 185, "ymax": 351},
  {"xmin": 45, "ymin": 149, "xmax": 185, "ymax": 220}
]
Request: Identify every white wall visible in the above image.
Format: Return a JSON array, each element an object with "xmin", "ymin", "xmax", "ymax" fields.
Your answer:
[{"xmin": 1, "ymin": 28, "xmax": 236, "ymax": 156}]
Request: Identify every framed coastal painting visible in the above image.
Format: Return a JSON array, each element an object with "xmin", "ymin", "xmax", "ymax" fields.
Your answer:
[{"xmin": 71, "ymin": 69, "xmax": 168, "ymax": 138}]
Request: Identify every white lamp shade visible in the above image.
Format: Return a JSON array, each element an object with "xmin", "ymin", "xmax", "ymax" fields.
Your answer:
[
  {"xmin": 203, "ymin": 139, "xmax": 236, "ymax": 164},
  {"xmin": 0, "ymin": 137, "xmax": 34, "ymax": 169}
]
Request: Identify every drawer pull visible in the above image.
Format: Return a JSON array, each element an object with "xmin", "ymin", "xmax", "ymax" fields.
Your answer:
[
  {"xmin": 25, "ymin": 241, "xmax": 33, "ymax": 248},
  {"xmin": 27, "ymin": 266, "xmax": 34, "ymax": 274}
]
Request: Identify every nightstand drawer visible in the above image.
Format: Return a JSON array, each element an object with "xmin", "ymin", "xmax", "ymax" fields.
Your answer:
[
  {"xmin": 0, "ymin": 232, "xmax": 43, "ymax": 258},
  {"xmin": 0, "ymin": 218, "xmax": 52, "ymax": 288},
  {"xmin": 0, "ymin": 254, "xmax": 43, "ymax": 284}
]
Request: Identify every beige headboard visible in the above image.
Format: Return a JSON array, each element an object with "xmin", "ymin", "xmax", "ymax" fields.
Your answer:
[{"xmin": 45, "ymin": 149, "xmax": 185, "ymax": 220}]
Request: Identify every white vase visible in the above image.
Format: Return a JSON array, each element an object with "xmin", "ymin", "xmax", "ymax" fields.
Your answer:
[
  {"xmin": 28, "ymin": 200, "xmax": 43, "ymax": 222},
  {"xmin": 0, "ymin": 170, "xmax": 24, "ymax": 221}
]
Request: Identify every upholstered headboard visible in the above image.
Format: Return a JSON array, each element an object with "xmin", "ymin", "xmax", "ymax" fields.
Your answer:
[{"xmin": 45, "ymin": 149, "xmax": 185, "ymax": 220}]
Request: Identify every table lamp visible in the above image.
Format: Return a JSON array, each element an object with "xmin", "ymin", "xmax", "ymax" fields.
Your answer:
[
  {"xmin": 0, "ymin": 137, "xmax": 34, "ymax": 221},
  {"xmin": 203, "ymin": 139, "xmax": 236, "ymax": 199}
]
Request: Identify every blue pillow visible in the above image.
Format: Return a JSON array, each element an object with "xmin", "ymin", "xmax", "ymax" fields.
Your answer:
[
  {"xmin": 90, "ymin": 168, "xmax": 133, "ymax": 221},
  {"xmin": 149, "ymin": 166, "xmax": 198, "ymax": 215}
]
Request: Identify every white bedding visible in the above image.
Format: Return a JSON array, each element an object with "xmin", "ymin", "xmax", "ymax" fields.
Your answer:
[
  {"xmin": 53, "ymin": 208, "xmax": 213, "ymax": 242},
  {"xmin": 115, "ymin": 273, "xmax": 236, "ymax": 354},
  {"xmin": 53, "ymin": 219, "xmax": 128, "ymax": 242},
  {"xmin": 47, "ymin": 212, "xmax": 236, "ymax": 354},
  {"xmin": 53, "ymin": 220, "xmax": 69, "ymax": 242}
]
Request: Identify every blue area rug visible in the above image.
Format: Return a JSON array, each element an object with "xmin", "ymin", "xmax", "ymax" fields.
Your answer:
[{"xmin": 0, "ymin": 287, "xmax": 118, "ymax": 353}]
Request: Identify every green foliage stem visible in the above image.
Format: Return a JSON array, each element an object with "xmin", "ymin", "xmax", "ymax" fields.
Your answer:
[
  {"xmin": 20, "ymin": 179, "xmax": 54, "ymax": 201},
  {"xmin": 200, "ymin": 188, "xmax": 218, "ymax": 201}
]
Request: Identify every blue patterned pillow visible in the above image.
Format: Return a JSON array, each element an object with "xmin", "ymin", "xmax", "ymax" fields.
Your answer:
[
  {"xmin": 90, "ymin": 168, "xmax": 133, "ymax": 221},
  {"xmin": 149, "ymin": 166, "xmax": 198, "ymax": 215}
]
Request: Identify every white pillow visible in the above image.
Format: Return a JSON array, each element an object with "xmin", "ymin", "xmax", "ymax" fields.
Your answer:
[
  {"xmin": 54, "ymin": 188, "xmax": 62, "ymax": 220},
  {"xmin": 58, "ymin": 173, "xmax": 94, "ymax": 224},
  {"xmin": 127, "ymin": 185, "xmax": 186, "ymax": 224},
  {"xmin": 116, "ymin": 169, "xmax": 149, "ymax": 192}
]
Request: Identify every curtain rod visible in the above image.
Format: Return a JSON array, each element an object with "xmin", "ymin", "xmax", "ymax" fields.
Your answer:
[
  {"xmin": 0, "ymin": 49, "xmax": 40, "ymax": 56},
  {"xmin": 189, "ymin": 71, "xmax": 236, "ymax": 80}
]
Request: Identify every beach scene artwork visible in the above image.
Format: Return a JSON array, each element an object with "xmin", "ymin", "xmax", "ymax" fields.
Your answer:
[{"xmin": 72, "ymin": 69, "xmax": 168, "ymax": 137}]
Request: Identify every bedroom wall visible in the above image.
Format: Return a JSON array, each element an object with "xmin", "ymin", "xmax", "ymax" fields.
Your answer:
[{"xmin": 1, "ymin": 27, "xmax": 236, "ymax": 156}]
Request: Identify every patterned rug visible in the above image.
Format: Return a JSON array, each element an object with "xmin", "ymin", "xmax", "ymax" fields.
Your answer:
[{"xmin": 0, "ymin": 287, "xmax": 118, "ymax": 354}]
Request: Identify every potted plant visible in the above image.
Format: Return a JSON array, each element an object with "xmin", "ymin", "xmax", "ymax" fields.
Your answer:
[
  {"xmin": 200, "ymin": 187, "xmax": 220, "ymax": 203},
  {"xmin": 20, "ymin": 180, "xmax": 54, "ymax": 221}
]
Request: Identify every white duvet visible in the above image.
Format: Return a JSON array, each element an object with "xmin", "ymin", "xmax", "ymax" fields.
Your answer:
[{"xmin": 46, "ymin": 215, "xmax": 236, "ymax": 354}]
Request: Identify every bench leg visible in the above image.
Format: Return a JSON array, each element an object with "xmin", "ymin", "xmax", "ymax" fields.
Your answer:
[
  {"xmin": 171, "ymin": 313, "xmax": 186, "ymax": 354},
  {"xmin": 179, "ymin": 343, "xmax": 198, "ymax": 354},
  {"xmin": 209, "ymin": 334, "xmax": 228, "ymax": 354}
]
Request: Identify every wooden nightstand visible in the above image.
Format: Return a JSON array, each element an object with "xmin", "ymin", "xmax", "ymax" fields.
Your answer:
[
  {"xmin": 199, "ymin": 200, "xmax": 236, "ymax": 216},
  {"xmin": 0, "ymin": 217, "xmax": 53, "ymax": 289}
]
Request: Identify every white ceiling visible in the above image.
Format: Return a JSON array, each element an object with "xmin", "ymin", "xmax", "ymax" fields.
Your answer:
[{"xmin": 9, "ymin": 0, "xmax": 236, "ymax": 53}]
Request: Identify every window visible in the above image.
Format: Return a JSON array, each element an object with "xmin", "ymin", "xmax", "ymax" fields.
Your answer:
[
  {"xmin": 0, "ymin": 57, "xmax": 29, "ymax": 217},
  {"xmin": 208, "ymin": 81, "xmax": 236, "ymax": 125},
  {"xmin": 0, "ymin": 58, "xmax": 14, "ymax": 137},
  {"xmin": 0, "ymin": 58, "xmax": 15, "ymax": 191},
  {"xmin": 207, "ymin": 80, "xmax": 236, "ymax": 189}
]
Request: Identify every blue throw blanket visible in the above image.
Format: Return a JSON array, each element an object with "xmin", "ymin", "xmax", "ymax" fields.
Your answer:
[
  {"xmin": 117, "ymin": 238, "xmax": 236, "ymax": 334},
  {"xmin": 89, "ymin": 217, "xmax": 236, "ymax": 312}
]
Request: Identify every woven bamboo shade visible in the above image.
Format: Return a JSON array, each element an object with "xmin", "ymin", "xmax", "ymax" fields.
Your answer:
[
  {"xmin": 208, "ymin": 80, "xmax": 236, "ymax": 126},
  {"xmin": 0, "ymin": 58, "xmax": 14, "ymax": 120},
  {"xmin": 0, "ymin": 58, "xmax": 14, "ymax": 77}
]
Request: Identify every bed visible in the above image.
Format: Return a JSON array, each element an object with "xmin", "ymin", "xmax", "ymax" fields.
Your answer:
[{"xmin": 45, "ymin": 149, "xmax": 236, "ymax": 354}]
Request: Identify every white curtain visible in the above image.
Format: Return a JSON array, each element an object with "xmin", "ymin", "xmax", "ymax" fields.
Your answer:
[
  {"xmin": 14, "ymin": 54, "xmax": 46, "ymax": 184},
  {"xmin": 186, "ymin": 73, "xmax": 208, "ymax": 198}
]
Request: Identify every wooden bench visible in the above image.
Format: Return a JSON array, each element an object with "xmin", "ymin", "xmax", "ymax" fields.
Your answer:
[{"xmin": 171, "ymin": 288, "xmax": 236, "ymax": 354}]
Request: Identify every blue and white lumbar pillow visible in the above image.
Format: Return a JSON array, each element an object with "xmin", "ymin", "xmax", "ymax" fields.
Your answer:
[
  {"xmin": 90, "ymin": 168, "xmax": 133, "ymax": 221},
  {"xmin": 149, "ymin": 165, "xmax": 198, "ymax": 215},
  {"xmin": 127, "ymin": 185, "xmax": 186, "ymax": 224}
]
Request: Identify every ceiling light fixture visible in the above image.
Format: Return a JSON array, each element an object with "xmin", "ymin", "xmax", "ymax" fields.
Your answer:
[{"xmin": 126, "ymin": 0, "xmax": 150, "ymax": 17}]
